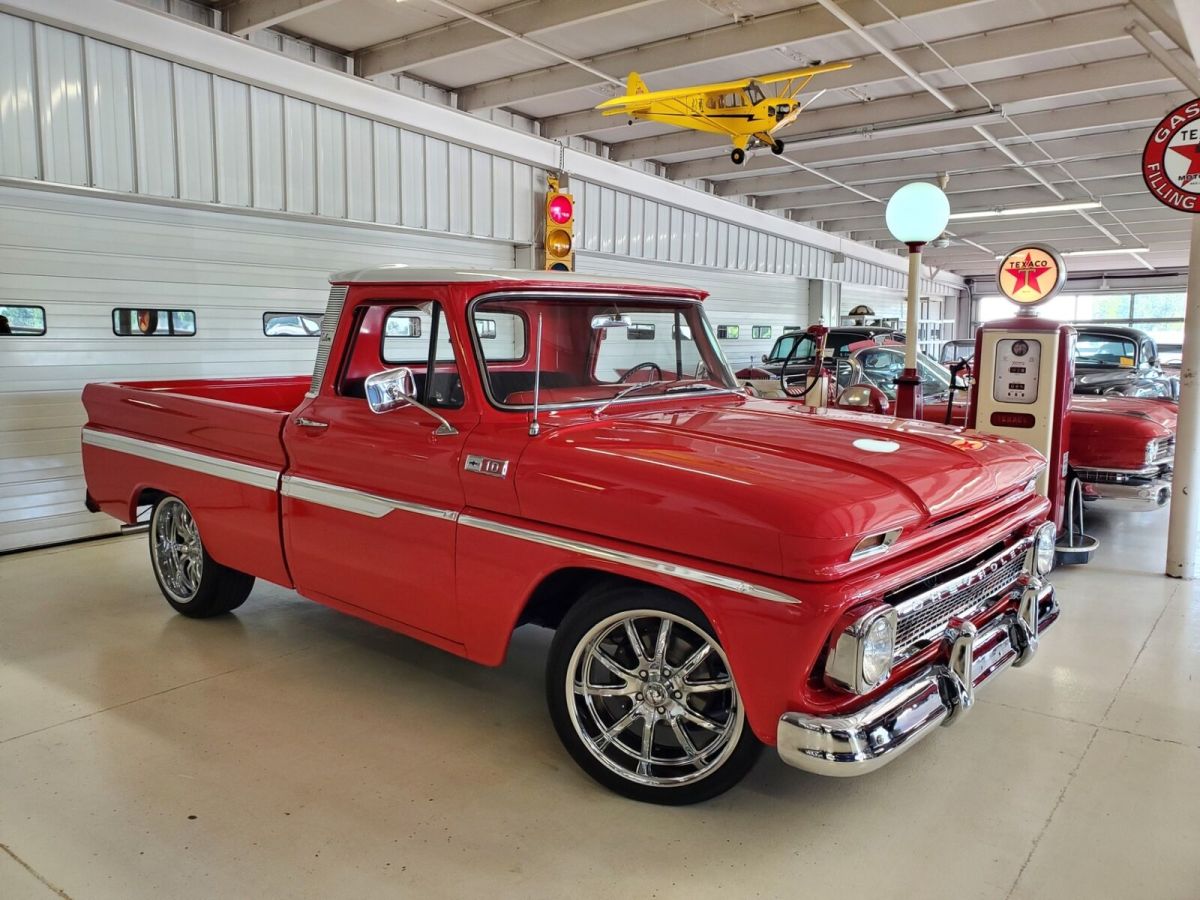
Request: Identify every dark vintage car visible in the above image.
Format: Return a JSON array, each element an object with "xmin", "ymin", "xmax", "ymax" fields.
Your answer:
[{"xmin": 1070, "ymin": 325, "xmax": 1178, "ymax": 400}]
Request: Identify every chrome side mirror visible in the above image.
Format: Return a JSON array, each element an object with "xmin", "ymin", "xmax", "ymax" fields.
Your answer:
[
  {"xmin": 364, "ymin": 367, "xmax": 458, "ymax": 436},
  {"xmin": 365, "ymin": 367, "xmax": 417, "ymax": 414},
  {"xmin": 836, "ymin": 384, "xmax": 891, "ymax": 415}
]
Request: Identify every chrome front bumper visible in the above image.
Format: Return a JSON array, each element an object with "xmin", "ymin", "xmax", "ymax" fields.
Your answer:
[
  {"xmin": 777, "ymin": 579, "xmax": 1056, "ymax": 777},
  {"xmin": 1083, "ymin": 478, "xmax": 1172, "ymax": 510}
]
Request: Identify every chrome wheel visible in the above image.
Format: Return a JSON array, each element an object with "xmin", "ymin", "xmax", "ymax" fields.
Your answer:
[
  {"xmin": 565, "ymin": 610, "xmax": 745, "ymax": 788},
  {"xmin": 152, "ymin": 498, "xmax": 204, "ymax": 602}
]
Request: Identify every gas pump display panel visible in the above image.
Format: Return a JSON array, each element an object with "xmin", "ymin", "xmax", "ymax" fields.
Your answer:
[{"xmin": 992, "ymin": 338, "xmax": 1042, "ymax": 404}]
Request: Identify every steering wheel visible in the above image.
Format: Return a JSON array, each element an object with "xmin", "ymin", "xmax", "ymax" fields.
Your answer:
[
  {"xmin": 779, "ymin": 345, "xmax": 823, "ymax": 400},
  {"xmin": 619, "ymin": 361, "xmax": 663, "ymax": 383}
]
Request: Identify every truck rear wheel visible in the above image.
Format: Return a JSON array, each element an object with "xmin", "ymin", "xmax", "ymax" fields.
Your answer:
[
  {"xmin": 149, "ymin": 496, "xmax": 254, "ymax": 618},
  {"xmin": 546, "ymin": 585, "xmax": 761, "ymax": 804}
]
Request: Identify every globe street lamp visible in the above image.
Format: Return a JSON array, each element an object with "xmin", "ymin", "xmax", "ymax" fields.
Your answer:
[{"xmin": 884, "ymin": 182, "xmax": 951, "ymax": 419}]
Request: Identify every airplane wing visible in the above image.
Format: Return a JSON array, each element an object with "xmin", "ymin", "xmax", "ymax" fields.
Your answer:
[{"xmin": 596, "ymin": 61, "xmax": 852, "ymax": 112}]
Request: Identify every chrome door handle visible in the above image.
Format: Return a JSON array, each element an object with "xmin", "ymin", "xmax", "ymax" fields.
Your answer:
[{"xmin": 295, "ymin": 417, "xmax": 328, "ymax": 429}]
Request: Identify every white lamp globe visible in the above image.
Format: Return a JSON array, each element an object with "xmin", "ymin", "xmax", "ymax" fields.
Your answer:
[{"xmin": 885, "ymin": 182, "xmax": 951, "ymax": 245}]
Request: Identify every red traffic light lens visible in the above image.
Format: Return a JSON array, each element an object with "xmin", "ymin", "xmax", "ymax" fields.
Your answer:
[{"xmin": 548, "ymin": 194, "xmax": 573, "ymax": 224}]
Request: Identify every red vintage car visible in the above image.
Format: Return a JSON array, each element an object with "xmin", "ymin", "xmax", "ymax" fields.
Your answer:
[
  {"xmin": 741, "ymin": 328, "xmax": 1177, "ymax": 511},
  {"xmin": 81, "ymin": 270, "xmax": 1057, "ymax": 804}
]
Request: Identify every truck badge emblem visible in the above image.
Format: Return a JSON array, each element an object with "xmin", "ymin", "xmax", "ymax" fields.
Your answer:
[{"xmin": 465, "ymin": 455, "xmax": 509, "ymax": 478}]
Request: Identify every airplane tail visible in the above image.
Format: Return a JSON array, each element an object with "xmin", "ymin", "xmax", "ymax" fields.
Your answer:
[{"xmin": 626, "ymin": 72, "xmax": 648, "ymax": 96}]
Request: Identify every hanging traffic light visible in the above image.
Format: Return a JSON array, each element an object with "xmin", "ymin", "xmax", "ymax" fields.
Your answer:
[{"xmin": 544, "ymin": 175, "xmax": 574, "ymax": 271}]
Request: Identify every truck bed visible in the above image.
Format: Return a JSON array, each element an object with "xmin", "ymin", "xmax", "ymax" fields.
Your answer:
[{"xmin": 81, "ymin": 376, "xmax": 308, "ymax": 588}]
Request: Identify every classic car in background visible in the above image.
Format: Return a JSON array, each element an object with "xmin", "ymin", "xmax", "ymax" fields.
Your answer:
[
  {"xmin": 738, "ymin": 327, "xmax": 1177, "ymax": 511},
  {"xmin": 1070, "ymin": 325, "xmax": 1179, "ymax": 400}
]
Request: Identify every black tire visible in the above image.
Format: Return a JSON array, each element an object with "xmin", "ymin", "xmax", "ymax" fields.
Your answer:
[
  {"xmin": 149, "ymin": 496, "xmax": 254, "ymax": 618},
  {"xmin": 547, "ymin": 583, "xmax": 762, "ymax": 804},
  {"xmin": 730, "ymin": 147, "xmax": 746, "ymax": 165},
  {"xmin": 771, "ymin": 139, "xmax": 785, "ymax": 155}
]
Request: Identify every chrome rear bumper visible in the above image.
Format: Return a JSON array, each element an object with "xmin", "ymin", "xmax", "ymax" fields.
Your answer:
[
  {"xmin": 776, "ymin": 579, "xmax": 1056, "ymax": 776},
  {"xmin": 1083, "ymin": 478, "xmax": 1172, "ymax": 510}
]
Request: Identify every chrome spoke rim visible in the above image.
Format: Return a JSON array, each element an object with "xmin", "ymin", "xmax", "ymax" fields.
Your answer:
[
  {"xmin": 566, "ymin": 610, "xmax": 744, "ymax": 788},
  {"xmin": 153, "ymin": 499, "xmax": 203, "ymax": 602}
]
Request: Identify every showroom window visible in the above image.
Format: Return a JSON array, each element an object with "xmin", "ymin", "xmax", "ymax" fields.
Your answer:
[
  {"xmin": 977, "ymin": 291, "xmax": 1186, "ymax": 352},
  {"xmin": 0, "ymin": 304, "xmax": 46, "ymax": 336},
  {"xmin": 263, "ymin": 312, "xmax": 323, "ymax": 336},
  {"xmin": 627, "ymin": 323, "xmax": 656, "ymax": 340},
  {"xmin": 112, "ymin": 308, "xmax": 196, "ymax": 336},
  {"xmin": 751, "ymin": 325, "xmax": 772, "ymax": 340},
  {"xmin": 717, "ymin": 325, "xmax": 740, "ymax": 340}
]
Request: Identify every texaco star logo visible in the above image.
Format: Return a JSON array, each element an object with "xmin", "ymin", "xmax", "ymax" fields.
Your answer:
[
  {"xmin": 996, "ymin": 244, "xmax": 1065, "ymax": 307},
  {"xmin": 1143, "ymin": 98, "xmax": 1200, "ymax": 213}
]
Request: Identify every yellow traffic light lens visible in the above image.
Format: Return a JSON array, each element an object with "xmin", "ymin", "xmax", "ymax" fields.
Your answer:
[{"xmin": 547, "ymin": 228, "xmax": 572, "ymax": 257}]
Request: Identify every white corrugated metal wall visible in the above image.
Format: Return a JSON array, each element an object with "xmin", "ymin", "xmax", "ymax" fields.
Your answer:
[{"xmin": 0, "ymin": 185, "xmax": 513, "ymax": 551}]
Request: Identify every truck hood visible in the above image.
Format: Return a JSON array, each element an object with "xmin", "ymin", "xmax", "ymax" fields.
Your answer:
[{"xmin": 516, "ymin": 398, "xmax": 1045, "ymax": 581}]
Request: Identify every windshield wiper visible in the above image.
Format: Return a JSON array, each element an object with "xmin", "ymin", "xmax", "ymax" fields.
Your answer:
[
  {"xmin": 664, "ymin": 380, "xmax": 746, "ymax": 398},
  {"xmin": 592, "ymin": 380, "xmax": 671, "ymax": 417}
]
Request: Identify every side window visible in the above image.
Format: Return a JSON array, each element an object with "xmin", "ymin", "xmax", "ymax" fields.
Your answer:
[
  {"xmin": 340, "ymin": 303, "xmax": 463, "ymax": 409},
  {"xmin": 717, "ymin": 325, "xmax": 740, "ymax": 340},
  {"xmin": 0, "ymin": 304, "xmax": 46, "ymax": 336},
  {"xmin": 264, "ymin": 311, "xmax": 323, "ymax": 336},
  {"xmin": 751, "ymin": 325, "xmax": 772, "ymax": 340},
  {"xmin": 113, "ymin": 308, "xmax": 196, "ymax": 336}
]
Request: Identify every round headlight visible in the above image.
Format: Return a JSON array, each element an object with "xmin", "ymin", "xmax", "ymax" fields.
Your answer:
[
  {"xmin": 860, "ymin": 615, "xmax": 895, "ymax": 686},
  {"xmin": 1034, "ymin": 521, "xmax": 1056, "ymax": 575}
]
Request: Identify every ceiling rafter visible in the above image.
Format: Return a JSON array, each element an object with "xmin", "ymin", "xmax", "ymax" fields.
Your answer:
[
  {"xmin": 222, "ymin": 0, "xmax": 344, "ymax": 37},
  {"xmin": 456, "ymin": 0, "xmax": 983, "ymax": 110}
]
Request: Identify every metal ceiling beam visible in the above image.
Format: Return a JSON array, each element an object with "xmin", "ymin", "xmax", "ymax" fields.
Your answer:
[
  {"xmin": 716, "ymin": 130, "xmax": 1150, "ymax": 197},
  {"xmin": 754, "ymin": 153, "xmax": 1144, "ymax": 210},
  {"xmin": 223, "ymin": 0, "xmax": 342, "ymax": 37},
  {"xmin": 666, "ymin": 90, "xmax": 1191, "ymax": 180},
  {"xmin": 541, "ymin": 4, "xmax": 1134, "ymax": 139},
  {"xmin": 611, "ymin": 51, "xmax": 1183, "ymax": 161},
  {"xmin": 356, "ymin": 0, "xmax": 658, "ymax": 78},
  {"xmin": 1130, "ymin": 0, "xmax": 1193, "ymax": 55},
  {"xmin": 456, "ymin": 0, "xmax": 982, "ymax": 110},
  {"xmin": 801, "ymin": 175, "xmax": 1149, "ymax": 224}
]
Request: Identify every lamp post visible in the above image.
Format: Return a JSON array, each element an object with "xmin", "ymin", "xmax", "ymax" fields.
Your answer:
[{"xmin": 884, "ymin": 182, "xmax": 951, "ymax": 419}]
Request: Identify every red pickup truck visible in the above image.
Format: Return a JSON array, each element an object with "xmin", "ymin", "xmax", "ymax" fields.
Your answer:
[{"xmin": 82, "ymin": 269, "xmax": 1058, "ymax": 804}]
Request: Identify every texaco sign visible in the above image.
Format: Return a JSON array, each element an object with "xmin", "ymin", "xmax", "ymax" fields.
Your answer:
[
  {"xmin": 996, "ymin": 244, "xmax": 1067, "ymax": 308},
  {"xmin": 1143, "ymin": 98, "xmax": 1200, "ymax": 213}
]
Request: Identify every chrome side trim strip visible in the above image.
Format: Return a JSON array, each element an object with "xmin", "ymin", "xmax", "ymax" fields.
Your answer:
[
  {"xmin": 82, "ymin": 428, "xmax": 279, "ymax": 491},
  {"xmin": 280, "ymin": 475, "xmax": 459, "ymax": 522},
  {"xmin": 458, "ymin": 514, "xmax": 799, "ymax": 605}
]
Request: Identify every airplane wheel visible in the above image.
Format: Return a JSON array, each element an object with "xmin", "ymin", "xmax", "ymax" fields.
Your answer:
[
  {"xmin": 771, "ymin": 140, "xmax": 785, "ymax": 155},
  {"xmin": 730, "ymin": 148, "xmax": 746, "ymax": 165}
]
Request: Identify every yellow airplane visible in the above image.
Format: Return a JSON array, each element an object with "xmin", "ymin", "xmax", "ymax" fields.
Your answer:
[{"xmin": 596, "ymin": 62, "xmax": 852, "ymax": 165}]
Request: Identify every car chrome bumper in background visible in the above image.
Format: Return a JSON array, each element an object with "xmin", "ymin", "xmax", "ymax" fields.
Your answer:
[
  {"xmin": 776, "ymin": 579, "xmax": 1056, "ymax": 777},
  {"xmin": 1087, "ymin": 479, "xmax": 1172, "ymax": 510}
]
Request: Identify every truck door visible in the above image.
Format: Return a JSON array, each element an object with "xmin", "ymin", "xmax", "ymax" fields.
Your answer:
[{"xmin": 282, "ymin": 294, "xmax": 478, "ymax": 642}]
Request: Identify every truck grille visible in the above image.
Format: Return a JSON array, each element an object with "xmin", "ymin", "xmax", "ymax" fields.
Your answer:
[{"xmin": 888, "ymin": 542, "xmax": 1028, "ymax": 657}]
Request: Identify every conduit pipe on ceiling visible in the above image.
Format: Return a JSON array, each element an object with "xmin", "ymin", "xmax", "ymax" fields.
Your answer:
[{"xmin": 812, "ymin": 0, "xmax": 1120, "ymax": 244}]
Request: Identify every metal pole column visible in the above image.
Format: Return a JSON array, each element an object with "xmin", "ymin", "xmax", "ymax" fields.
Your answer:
[
  {"xmin": 1167, "ymin": 216, "xmax": 1200, "ymax": 578},
  {"xmin": 895, "ymin": 243, "xmax": 924, "ymax": 419}
]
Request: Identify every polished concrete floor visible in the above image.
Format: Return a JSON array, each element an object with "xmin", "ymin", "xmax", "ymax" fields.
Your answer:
[{"xmin": 2, "ymin": 507, "xmax": 1198, "ymax": 900}]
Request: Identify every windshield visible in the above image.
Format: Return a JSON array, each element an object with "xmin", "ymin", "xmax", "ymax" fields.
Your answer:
[
  {"xmin": 851, "ymin": 346, "xmax": 953, "ymax": 399},
  {"xmin": 765, "ymin": 332, "xmax": 817, "ymax": 362},
  {"xmin": 1076, "ymin": 333, "xmax": 1137, "ymax": 367},
  {"xmin": 471, "ymin": 295, "xmax": 737, "ymax": 409}
]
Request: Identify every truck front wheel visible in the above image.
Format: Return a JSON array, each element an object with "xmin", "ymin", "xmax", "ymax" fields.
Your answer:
[
  {"xmin": 547, "ymin": 585, "xmax": 762, "ymax": 804},
  {"xmin": 149, "ymin": 496, "xmax": 254, "ymax": 618}
]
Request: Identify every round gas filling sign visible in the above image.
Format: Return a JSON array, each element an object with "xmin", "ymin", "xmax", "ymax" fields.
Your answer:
[
  {"xmin": 996, "ymin": 244, "xmax": 1066, "ymax": 308},
  {"xmin": 1143, "ymin": 98, "xmax": 1200, "ymax": 213}
]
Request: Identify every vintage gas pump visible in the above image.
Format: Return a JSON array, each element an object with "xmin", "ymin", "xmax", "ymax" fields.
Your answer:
[{"xmin": 967, "ymin": 244, "xmax": 1095, "ymax": 562}]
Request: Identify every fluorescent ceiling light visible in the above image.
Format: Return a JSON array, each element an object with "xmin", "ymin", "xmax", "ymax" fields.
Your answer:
[
  {"xmin": 950, "ymin": 201, "xmax": 1103, "ymax": 220},
  {"xmin": 992, "ymin": 246, "xmax": 1150, "ymax": 260}
]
